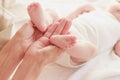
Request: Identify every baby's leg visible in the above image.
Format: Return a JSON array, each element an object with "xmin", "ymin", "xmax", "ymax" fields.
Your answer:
[
  {"xmin": 27, "ymin": 2, "xmax": 59, "ymax": 32},
  {"xmin": 51, "ymin": 35, "xmax": 97, "ymax": 64},
  {"xmin": 44, "ymin": 9, "xmax": 59, "ymax": 25},
  {"xmin": 66, "ymin": 4, "xmax": 95, "ymax": 20},
  {"xmin": 50, "ymin": 35, "xmax": 76, "ymax": 49}
]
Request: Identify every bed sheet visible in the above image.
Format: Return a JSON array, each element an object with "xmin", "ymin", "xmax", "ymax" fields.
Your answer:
[
  {"xmin": 69, "ymin": 51, "xmax": 120, "ymax": 80},
  {"xmin": 37, "ymin": 51, "xmax": 120, "ymax": 80}
]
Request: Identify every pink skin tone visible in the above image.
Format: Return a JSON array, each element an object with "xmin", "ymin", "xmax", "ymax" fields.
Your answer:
[
  {"xmin": 0, "ymin": 2, "xmax": 100, "ymax": 80},
  {"xmin": 108, "ymin": 2, "xmax": 120, "ymax": 56},
  {"xmin": 50, "ymin": 35, "xmax": 76, "ymax": 49},
  {"xmin": 67, "ymin": 3, "xmax": 120, "ymax": 61},
  {"xmin": 27, "ymin": 2, "xmax": 95, "ymax": 32},
  {"xmin": 117, "ymin": 0, "xmax": 120, "ymax": 3},
  {"xmin": 27, "ymin": 2, "xmax": 97, "ymax": 64},
  {"xmin": 66, "ymin": 3, "xmax": 95, "ymax": 20},
  {"xmin": 67, "ymin": 2, "xmax": 120, "ymax": 59},
  {"xmin": 114, "ymin": 40, "xmax": 120, "ymax": 57},
  {"xmin": 27, "ymin": 2, "xmax": 120, "ymax": 67},
  {"xmin": 40, "ymin": 18, "xmax": 76, "ymax": 49},
  {"xmin": 67, "ymin": 2, "xmax": 120, "ymax": 22},
  {"xmin": 27, "ymin": 2, "xmax": 76, "ymax": 50},
  {"xmin": 0, "ymin": 19, "xmax": 75, "ymax": 80},
  {"xmin": 27, "ymin": 2, "xmax": 96, "ymax": 48},
  {"xmin": 27, "ymin": 2, "xmax": 45, "ymax": 32},
  {"xmin": 112, "ymin": 2, "xmax": 120, "ymax": 57},
  {"xmin": 27, "ymin": 2, "xmax": 59, "ymax": 32},
  {"xmin": 108, "ymin": 3, "xmax": 120, "ymax": 22},
  {"xmin": 67, "ymin": 2, "xmax": 120, "ymax": 58},
  {"xmin": 13, "ymin": 19, "xmax": 76, "ymax": 80}
]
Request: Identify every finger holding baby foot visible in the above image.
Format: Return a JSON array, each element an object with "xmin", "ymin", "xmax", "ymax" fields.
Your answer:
[
  {"xmin": 53, "ymin": 18, "xmax": 71, "ymax": 35},
  {"xmin": 27, "ymin": 2, "xmax": 46, "ymax": 32},
  {"xmin": 52, "ymin": 19, "xmax": 66, "ymax": 35},
  {"xmin": 61, "ymin": 19, "xmax": 71, "ymax": 34},
  {"xmin": 34, "ymin": 21, "xmax": 60, "ymax": 47},
  {"xmin": 43, "ymin": 22, "xmax": 59, "ymax": 38},
  {"xmin": 50, "ymin": 35, "xmax": 76, "ymax": 49},
  {"xmin": 44, "ymin": 18, "xmax": 71, "ymax": 38}
]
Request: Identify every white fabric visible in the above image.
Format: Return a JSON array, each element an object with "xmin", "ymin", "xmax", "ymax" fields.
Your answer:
[
  {"xmin": 56, "ymin": 10, "xmax": 120, "ymax": 68},
  {"xmin": 69, "ymin": 51, "xmax": 120, "ymax": 80},
  {"xmin": 38, "ymin": 10, "xmax": 120, "ymax": 80},
  {"xmin": 73, "ymin": 9, "xmax": 120, "ymax": 51},
  {"xmin": 55, "ymin": 25, "xmax": 88, "ymax": 68}
]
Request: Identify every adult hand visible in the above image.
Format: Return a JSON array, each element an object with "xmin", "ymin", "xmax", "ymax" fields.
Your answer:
[
  {"xmin": 13, "ymin": 19, "xmax": 74, "ymax": 80},
  {"xmin": 0, "ymin": 21, "xmax": 39, "ymax": 79},
  {"xmin": 24, "ymin": 18, "xmax": 72, "ymax": 64},
  {"xmin": 0, "ymin": 18, "xmax": 71, "ymax": 79},
  {"xmin": 17, "ymin": 18, "xmax": 72, "ymax": 53}
]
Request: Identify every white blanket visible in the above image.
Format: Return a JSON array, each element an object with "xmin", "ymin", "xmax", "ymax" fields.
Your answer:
[
  {"xmin": 37, "ymin": 52, "xmax": 120, "ymax": 80},
  {"xmin": 69, "ymin": 51, "xmax": 120, "ymax": 80},
  {"xmin": 38, "ymin": 9, "xmax": 120, "ymax": 80}
]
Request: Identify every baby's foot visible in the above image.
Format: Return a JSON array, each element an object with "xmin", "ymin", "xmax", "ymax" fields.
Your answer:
[
  {"xmin": 27, "ymin": 2, "xmax": 45, "ymax": 32},
  {"xmin": 50, "ymin": 35, "xmax": 76, "ymax": 49}
]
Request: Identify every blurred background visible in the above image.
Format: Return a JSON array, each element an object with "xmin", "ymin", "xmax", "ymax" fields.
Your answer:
[
  {"xmin": 0, "ymin": 0, "xmax": 116, "ymax": 43},
  {"xmin": 1, "ymin": 0, "xmax": 116, "ymax": 22},
  {"xmin": 0, "ymin": 0, "xmax": 115, "ymax": 37}
]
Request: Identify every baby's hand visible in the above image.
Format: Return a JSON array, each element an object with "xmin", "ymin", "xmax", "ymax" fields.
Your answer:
[
  {"xmin": 79, "ymin": 4, "xmax": 95, "ymax": 14},
  {"xmin": 66, "ymin": 4, "xmax": 95, "ymax": 20},
  {"xmin": 114, "ymin": 40, "xmax": 120, "ymax": 57}
]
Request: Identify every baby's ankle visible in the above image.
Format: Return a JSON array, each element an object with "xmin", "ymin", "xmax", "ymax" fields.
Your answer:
[{"xmin": 44, "ymin": 9, "xmax": 59, "ymax": 25}]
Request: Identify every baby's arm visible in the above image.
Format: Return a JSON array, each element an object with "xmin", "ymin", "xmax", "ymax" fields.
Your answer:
[
  {"xmin": 66, "ymin": 3, "xmax": 95, "ymax": 20},
  {"xmin": 67, "ymin": 41, "xmax": 97, "ymax": 64}
]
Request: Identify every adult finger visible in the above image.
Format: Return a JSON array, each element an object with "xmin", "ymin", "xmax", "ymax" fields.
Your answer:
[
  {"xmin": 43, "ymin": 22, "xmax": 59, "ymax": 38},
  {"xmin": 61, "ymin": 20, "xmax": 72, "ymax": 34},
  {"xmin": 53, "ymin": 18, "xmax": 67, "ymax": 35}
]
